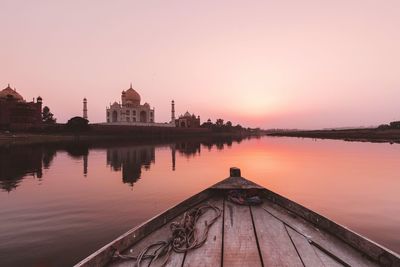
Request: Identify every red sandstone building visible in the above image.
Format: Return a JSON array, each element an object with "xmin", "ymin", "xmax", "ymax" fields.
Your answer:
[
  {"xmin": 0, "ymin": 84, "xmax": 42, "ymax": 129},
  {"xmin": 175, "ymin": 111, "xmax": 200, "ymax": 128}
]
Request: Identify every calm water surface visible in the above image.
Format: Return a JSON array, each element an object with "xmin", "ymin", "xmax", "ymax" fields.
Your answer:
[{"xmin": 0, "ymin": 137, "xmax": 399, "ymax": 266}]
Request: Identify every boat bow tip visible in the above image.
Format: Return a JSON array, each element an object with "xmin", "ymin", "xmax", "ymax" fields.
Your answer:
[{"xmin": 211, "ymin": 167, "xmax": 264, "ymax": 190}]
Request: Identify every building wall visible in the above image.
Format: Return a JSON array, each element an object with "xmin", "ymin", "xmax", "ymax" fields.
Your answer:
[
  {"xmin": 0, "ymin": 100, "xmax": 42, "ymax": 128},
  {"xmin": 106, "ymin": 105, "xmax": 155, "ymax": 124},
  {"xmin": 175, "ymin": 116, "xmax": 201, "ymax": 128}
]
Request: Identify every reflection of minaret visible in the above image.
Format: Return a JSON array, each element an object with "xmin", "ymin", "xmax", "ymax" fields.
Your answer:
[
  {"xmin": 83, "ymin": 154, "xmax": 88, "ymax": 177},
  {"xmin": 83, "ymin": 98, "xmax": 88, "ymax": 120},
  {"xmin": 171, "ymin": 145, "xmax": 176, "ymax": 171},
  {"xmin": 171, "ymin": 100, "xmax": 175, "ymax": 123}
]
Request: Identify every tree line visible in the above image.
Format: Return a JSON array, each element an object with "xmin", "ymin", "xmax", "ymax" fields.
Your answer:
[{"xmin": 201, "ymin": 118, "xmax": 262, "ymax": 133}]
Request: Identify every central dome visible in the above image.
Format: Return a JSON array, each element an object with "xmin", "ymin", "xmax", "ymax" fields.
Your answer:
[{"xmin": 123, "ymin": 84, "xmax": 141, "ymax": 106}]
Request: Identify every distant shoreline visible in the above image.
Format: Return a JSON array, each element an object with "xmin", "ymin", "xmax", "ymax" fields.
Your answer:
[{"xmin": 267, "ymin": 128, "xmax": 400, "ymax": 144}]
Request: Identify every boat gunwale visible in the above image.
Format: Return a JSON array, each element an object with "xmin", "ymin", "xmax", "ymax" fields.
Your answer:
[{"xmin": 259, "ymin": 187, "xmax": 400, "ymax": 266}]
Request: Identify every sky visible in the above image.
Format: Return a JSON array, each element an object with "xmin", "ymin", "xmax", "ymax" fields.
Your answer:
[{"xmin": 1, "ymin": 0, "xmax": 399, "ymax": 129}]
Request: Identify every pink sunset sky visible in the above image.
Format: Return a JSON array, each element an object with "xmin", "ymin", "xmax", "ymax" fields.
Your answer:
[{"xmin": 1, "ymin": 0, "xmax": 399, "ymax": 129}]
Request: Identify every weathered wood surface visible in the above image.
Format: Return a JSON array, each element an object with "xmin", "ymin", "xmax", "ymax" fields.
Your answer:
[
  {"xmin": 223, "ymin": 201, "xmax": 262, "ymax": 267},
  {"xmin": 251, "ymin": 204, "xmax": 303, "ymax": 267},
  {"xmin": 261, "ymin": 201, "xmax": 378, "ymax": 267},
  {"xmin": 314, "ymin": 246, "xmax": 345, "ymax": 267},
  {"xmin": 75, "ymin": 189, "xmax": 213, "ymax": 267},
  {"xmin": 260, "ymin": 189, "xmax": 400, "ymax": 266},
  {"xmin": 183, "ymin": 198, "xmax": 224, "ymax": 267},
  {"xmin": 285, "ymin": 226, "xmax": 324, "ymax": 267},
  {"xmin": 212, "ymin": 176, "xmax": 263, "ymax": 190}
]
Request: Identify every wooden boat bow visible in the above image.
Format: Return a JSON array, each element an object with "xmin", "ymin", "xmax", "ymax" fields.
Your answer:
[{"xmin": 75, "ymin": 167, "xmax": 400, "ymax": 267}]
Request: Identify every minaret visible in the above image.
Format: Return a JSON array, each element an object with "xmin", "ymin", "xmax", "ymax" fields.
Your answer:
[
  {"xmin": 83, "ymin": 98, "xmax": 88, "ymax": 120},
  {"xmin": 171, "ymin": 100, "xmax": 175, "ymax": 123}
]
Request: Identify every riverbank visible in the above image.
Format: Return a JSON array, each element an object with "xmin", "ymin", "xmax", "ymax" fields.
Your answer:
[
  {"xmin": 268, "ymin": 128, "xmax": 400, "ymax": 144},
  {"xmin": 0, "ymin": 129, "xmax": 263, "ymax": 147}
]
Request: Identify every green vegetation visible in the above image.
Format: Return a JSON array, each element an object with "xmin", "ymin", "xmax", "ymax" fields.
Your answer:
[
  {"xmin": 201, "ymin": 118, "xmax": 262, "ymax": 134},
  {"xmin": 377, "ymin": 121, "xmax": 400, "ymax": 130},
  {"xmin": 66, "ymin": 116, "xmax": 90, "ymax": 132},
  {"xmin": 42, "ymin": 106, "xmax": 56, "ymax": 124}
]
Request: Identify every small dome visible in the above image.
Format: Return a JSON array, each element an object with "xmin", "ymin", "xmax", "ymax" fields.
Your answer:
[
  {"xmin": 0, "ymin": 84, "xmax": 24, "ymax": 101},
  {"xmin": 111, "ymin": 101, "xmax": 120, "ymax": 108},
  {"xmin": 143, "ymin": 102, "xmax": 150, "ymax": 107},
  {"xmin": 184, "ymin": 111, "xmax": 191, "ymax": 117}
]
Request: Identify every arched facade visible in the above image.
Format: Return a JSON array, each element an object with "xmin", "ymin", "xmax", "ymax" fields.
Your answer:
[
  {"xmin": 112, "ymin": 110, "xmax": 118, "ymax": 122},
  {"xmin": 106, "ymin": 85, "xmax": 155, "ymax": 124},
  {"xmin": 139, "ymin": 111, "xmax": 147, "ymax": 122},
  {"xmin": 175, "ymin": 111, "xmax": 201, "ymax": 128}
]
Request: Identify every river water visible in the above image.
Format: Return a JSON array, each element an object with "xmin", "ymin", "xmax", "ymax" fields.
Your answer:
[{"xmin": 0, "ymin": 136, "xmax": 399, "ymax": 266}]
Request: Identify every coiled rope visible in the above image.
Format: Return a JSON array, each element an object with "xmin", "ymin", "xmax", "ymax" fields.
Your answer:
[{"xmin": 113, "ymin": 203, "xmax": 221, "ymax": 267}]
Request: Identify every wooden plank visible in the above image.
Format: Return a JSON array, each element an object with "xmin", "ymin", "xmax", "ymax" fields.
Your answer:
[
  {"xmin": 183, "ymin": 198, "xmax": 224, "ymax": 267},
  {"xmin": 286, "ymin": 226, "xmax": 324, "ymax": 267},
  {"xmin": 223, "ymin": 201, "xmax": 262, "ymax": 267},
  {"xmin": 251, "ymin": 205, "xmax": 303, "ymax": 267},
  {"xmin": 261, "ymin": 201, "xmax": 378, "ymax": 267},
  {"xmin": 75, "ymin": 189, "xmax": 214, "ymax": 267},
  {"xmin": 260, "ymin": 189, "xmax": 400, "ymax": 266},
  {"xmin": 313, "ymin": 246, "xmax": 345, "ymax": 267}
]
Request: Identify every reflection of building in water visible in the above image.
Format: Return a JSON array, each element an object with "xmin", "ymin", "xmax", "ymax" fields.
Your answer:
[
  {"xmin": 83, "ymin": 154, "xmax": 88, "ymax": 177},
  {"xmin": 65, "ymin": 144, "xmax": 90, "ymax": 177},
  {"xmin": 0, "ymin": 143, "xmax": 92, "ymax": 192},
  {"xmin": 176, "ymin": 142, "xmax": 201, "ymax": 157},
  {"xmin": 106, "ymin": 146, "xmax": 155, "ymax": 186},
  {"xmin": 170, "ymin": 141, "xmax": 201, "ymax": 171},
  {"xmin": 171, "ymin": 146, "xmax": 176, "ymax": 171},
  {"xmin": 169, "ymin": 137, "xmax": 247, "ymax": 171},
  {"xmin": 0, "ymin": 147, "xmax": 44, "ymax": 192}
]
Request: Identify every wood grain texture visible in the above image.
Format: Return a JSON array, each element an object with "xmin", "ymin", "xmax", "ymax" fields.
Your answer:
[
  {"xmin": 286, "ymin": 226, "xmax": 324, "ymax": 267},
  {"xmin": 211, "ymin": 176, "xmax": 263, "ymax": 190},
  {"xmin": 251, "ymin": 205, "xmax": 303, "ymax": 267},
  {"xmin": 261, "ymin": 201, "xmax": 378, "ymax": 267},
  {"xmin": 314, "ymin": 246, "xmax": 345, "ymax": 267},
  {"xmin": 223, "ymin": 202, "xmax": 262, "ymax": 267},
  {"xmin": 183, "ymin": 198, "xmax": 224, "ymax": 267},
  {"xmin": 260, "ymin": 189, "xmax": 400, "ymax": 266}
]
